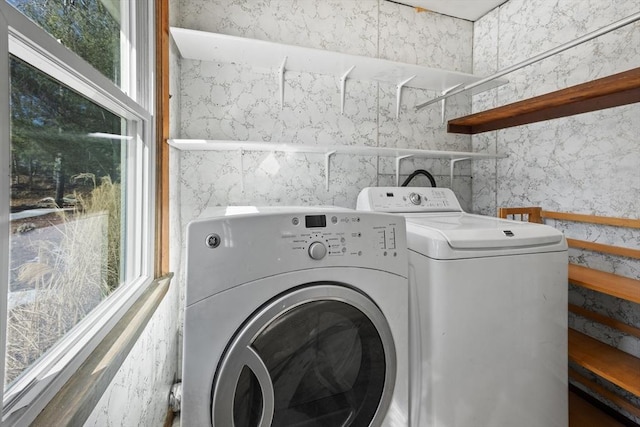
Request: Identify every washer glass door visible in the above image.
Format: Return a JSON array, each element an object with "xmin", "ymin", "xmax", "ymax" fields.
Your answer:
[{"xmin": 212, "ymin": 284, "xmax": 396, "ymax": 427}]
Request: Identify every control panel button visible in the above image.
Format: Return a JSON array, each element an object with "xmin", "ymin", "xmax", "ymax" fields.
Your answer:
[
  {"xmin": 409, "ymin": 192, "xmax": 422, "ymax": 205},
  {"xmin": 308, "ymin": 241, "xmax": 327, "ymax": 260}
]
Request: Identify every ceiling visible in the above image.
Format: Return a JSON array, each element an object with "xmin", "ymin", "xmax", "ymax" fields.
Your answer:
[{"xmin": 396, "ymin": 0, "xmax": 509, "ymax": 21}]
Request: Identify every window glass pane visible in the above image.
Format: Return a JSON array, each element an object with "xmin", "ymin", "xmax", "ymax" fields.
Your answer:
[
  {"xmin": 5, "ymin": 56, "xmax": 127, "ymax": 389},
  {"xmin": 7, "ymin": 0, "xmax": 122, "ymax": 86}
]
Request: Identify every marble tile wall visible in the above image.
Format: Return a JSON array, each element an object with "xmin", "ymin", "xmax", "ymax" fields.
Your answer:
[
  {"xmin": 176, "ymin": 0, "xmax": 476, "ymax": 222},
  {"xmin": 83, "ymin": 280, "xmax": 180, "ymax": 426},
  {"xmin": 472, "ymin": 0, "xmax": 640, "ymax": 421},
  {"xmin": 170, "ymin": 2, "xmax": 477, "ymax": 423},
  {"xmin": 173, "ymin": 0, "xmax": 477, "ymax": 358}
]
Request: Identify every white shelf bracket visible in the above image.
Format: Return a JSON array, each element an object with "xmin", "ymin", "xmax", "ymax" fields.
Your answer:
[
  {"xmin": 396, "ymin": 76, "xmax": 415, "ymax": 119},
  {"xmin": 450, "ymin": 157, "xmax": 470, "ymax": 185},
  {"xmin": 238, "ymin": 149, "xmax": 245, "ymax": 192},
  {"xmin": 441, "ymin": 83, "xmax": 463, "ymax": 124},
  {"xmin": 279, "ymin": 56, "xmax": 288, "ymax": 110},
  {"xmin": 324, "ymin": 150, "xmax": 337, "ymax": 190},
  {"xmin": 340, "ymin": 66, "xmax": 355, "ymax": 115},
  {"xmin": 395, "ymin": 155, "xmax": 413, "ymax": 186}
]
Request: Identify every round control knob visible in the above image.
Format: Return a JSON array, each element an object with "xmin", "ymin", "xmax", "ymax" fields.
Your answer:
[
  {"xmin": 308, "ymin": 241, "xmax": 327, "ymax": 260},
  {"xmin": 409, "ymin": 192, "xmax": 422, "ymax": 205}
]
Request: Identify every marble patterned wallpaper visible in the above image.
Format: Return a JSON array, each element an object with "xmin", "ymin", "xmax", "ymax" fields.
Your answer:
[
  {"xmin": 173, "ymin": 0, "xmax": 476, "ymax": 368},
  {"xmin": 176, "ymin": 0, "xmax": 476, "ymax": 220},
  {"xmin": 472, "ymin": 0, "xmax": 640, "ymax": 421},
  {"xmin": 83, "ymin": 280, "xmax": 180, "ymax": 427},
  {"xmin": 171, "ymin": 1, "xmax": 477, "ymax": 423}
]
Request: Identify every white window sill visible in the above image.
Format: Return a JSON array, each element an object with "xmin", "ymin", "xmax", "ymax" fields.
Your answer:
[{"xmin": 28, "ymin": 273, "xmax": 173, "ymax": 426}]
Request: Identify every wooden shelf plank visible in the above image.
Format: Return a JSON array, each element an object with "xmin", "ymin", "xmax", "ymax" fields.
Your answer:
[
  {"xmin": 569, "ymin": 368, "xmax": 640, "ymax": 420},
  {"xmin": 569, "ymin": 389, "xmax": 628, "ymax": 427},
  {"xmin": 569, "ymin": 304, "xmax": 640, "ymax": 340},
  {"xmin": 447, "ymin": 67, "xmax": 640, "ymax": 134},
  {"xmin": 568, "ymin": 264, "xmax": 640, "ymax": 304},
  {"xmin": 568, "ymin": 329, "xmax": 640, "ymax": 397},
  {"xmin": 541, "ymin": 210, "xmax": 640, "ymax": 229},
  {"xmin": 567, "ymin": 238, "xmax": 640, "ymax": 260}
]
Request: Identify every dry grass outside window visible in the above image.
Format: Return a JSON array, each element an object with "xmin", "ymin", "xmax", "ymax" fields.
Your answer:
[{"xmin": 6, "ymin": 177, "xmax": 121, "ymax": 385}]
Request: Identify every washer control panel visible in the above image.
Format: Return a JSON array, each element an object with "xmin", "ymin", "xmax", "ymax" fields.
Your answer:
[
  {"xmin": 357, "ymin": 186, "xmax": 463, "ymax": 213},
  {"xmin": 187, "ymin": 208, "xmax": 407, "ymax": 305},
  {"xmin": 282, "ymin": 212, "xmax": 400, "ymax": 260}
]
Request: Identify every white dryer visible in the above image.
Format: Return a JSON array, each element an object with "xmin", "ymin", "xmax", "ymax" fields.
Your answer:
[
  {"xmin": 182, "ymin": 207, "xmax": 410, "ymax": 427},
  {"xmin": 357, "ymin": 188, "xmax": 568, "ymax": 427}
]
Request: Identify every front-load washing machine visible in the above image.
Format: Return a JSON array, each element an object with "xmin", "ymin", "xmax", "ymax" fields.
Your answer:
[
  {"xmin": 357, "ymin": 187, "xmax": 568, "ymax": 427},
  {"xmin": 182, "ymin": 207, "xmax": 410, "ymax": 427}
]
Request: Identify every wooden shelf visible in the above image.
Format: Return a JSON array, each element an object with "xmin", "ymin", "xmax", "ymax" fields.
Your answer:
[
  {"xmin": 568, "ymin": 328, "xmax": 640, "ymax": 397},
  {"xmin": 447, "ymin": 67, "xmax": 640, "ymax": 134},
  {"xmin": 541, "ymin": 210, "xmax": 640, "ymax": 229},
  {"xmin": 568, "ymin": 263, "xmax": 640, "ymax": 304},
  {"xmin": 569, "ymin": 304, "xmax": 640, "ymax": 340},
  {"xmin": 567, "ymin": 238, "xmax": 640, "ymax": 260},
  {"xmin": 569, "ymin": 370, "xmax": 640, "ymax": 423},
  {"xmin": 501, "ymin": 206, "xmax": 640, "ymax": 418}
]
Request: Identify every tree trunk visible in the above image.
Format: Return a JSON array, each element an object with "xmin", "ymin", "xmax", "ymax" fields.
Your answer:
[
  {"xmin": 12, "ymin": 152, "xmax": 19, "ymax": 185},
  {"xmin": 54, "ymin": 152, "xmax": 65, "ymax": 207}
]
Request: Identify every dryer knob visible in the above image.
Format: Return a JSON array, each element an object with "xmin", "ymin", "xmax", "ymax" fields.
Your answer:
[
  {"xmin": 308, "ymin": 241, "xmax": 327, "ymax": 260},
  {"xmin": 409, "ymin": 192, "xmax": 422, "ymax": 205}
]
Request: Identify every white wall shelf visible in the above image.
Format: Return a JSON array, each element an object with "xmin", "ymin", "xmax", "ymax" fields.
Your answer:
[
  {"xmin": 167, "ymin": 139, "xmax": 505, "ymax": 190},
  {"xmin": 170, "ymin": 27, "xmax": 507, "ymax": 118}
]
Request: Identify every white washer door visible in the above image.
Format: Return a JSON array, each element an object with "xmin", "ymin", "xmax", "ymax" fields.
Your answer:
[{"xmin": 212, "ymin": 283, "xmax": 396, "ymax": 427}]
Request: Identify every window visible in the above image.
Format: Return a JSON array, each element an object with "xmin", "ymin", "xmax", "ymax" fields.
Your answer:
[
  {"xmin": 0, "ymin": 0, "xmax": 154, "ymax": 424},
  {"xmin": 7, "ymin": 0, "xmax": 123, "ymax": 86},
  {"xmin": 7, "ymin": 56, "xmax": 126, "ymax": 386}
]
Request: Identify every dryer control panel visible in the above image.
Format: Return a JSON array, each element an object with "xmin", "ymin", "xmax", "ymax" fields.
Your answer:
[{"xmin": 357, "ymin": 186, "xmax": 463, "ymax": 213}]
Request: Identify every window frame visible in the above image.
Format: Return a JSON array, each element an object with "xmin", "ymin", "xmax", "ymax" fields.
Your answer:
[{"xmin": 0, "ymin": 1, "xmax": 156, "ymax": 424}]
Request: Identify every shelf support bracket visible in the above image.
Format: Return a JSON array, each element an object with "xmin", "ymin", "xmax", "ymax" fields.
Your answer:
[
  {"xmin": 279, "ymin": 57, "xmax": 287, "ymax": 110},
  {"xmin": 395, "ymin": 76, "xmax": 416, "ymax": 119},
  {"xmin": 395, "ymin": 155, "xmax": 413, "ymax": 187},
  {"xmin": 324, "ymin": 150, "xmax": 337, "ymax": 191},
  {"xmin": 450, "ymin": 157, "xmax": 470, "ymax": 186},
  {"xmin": 441, "ymin": 83, "xmax": 463, "ymax": 124},
  {"xmin": 238, "ymin": 149, "xmax": 245, "ymax": 192},
  {"xmin": 340, "ymin": 66, "xmax": 355, "ymax": 115}
]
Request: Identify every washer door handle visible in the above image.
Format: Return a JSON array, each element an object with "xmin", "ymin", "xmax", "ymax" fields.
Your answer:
[
  {"xmin": 213, "ymin": 345, "xmax": 274, "ymax": 427},
  {"xmin": 242, "ymin": 346, "xmax": 275, "ymax": 427}
]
